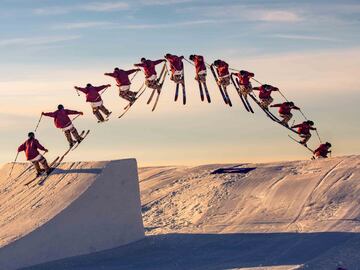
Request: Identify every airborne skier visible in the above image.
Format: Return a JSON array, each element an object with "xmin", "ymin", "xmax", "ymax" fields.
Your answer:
[
  {"xmin": 164, "ymin": 53, "xmax": 184, "ymax": 83},
  {"xmin": 104, "ymin": 67, "xmax": 141, "ymax": 104},
  {"xmin": 291, "ymin": 120, "xmax": 317, "ymax": 146},
  {"xmin": 74, "ymin": 83, "xmax": 112, "ymax": 123},
  {"xmin": 313, "ymin": 142, "xmax": 332, "ymax": 159},
  {"xmin": 231, "ymin": 70, "xmax": 254, "ymax": 98},
  {"xmin": 213, "ymin": 59, "xmax": 230, "ymax": 89},
  {"xmin": 270, "ymin": 101, "xmax": 300, "ymax": 126},
  {"xmin": 189, "ymin": 54, "xmax": 211, "ymax": 102},
  {"xmin": 252, "ymin": 84, "xmax": 279, "ymax": 109},
  {"xmin": 42, "ymin": 105, "xmax": 84, "ymax": 148},
  {"xmin": 134, "ymin": 57, "xmax": 166, "ymax": 91},
  {"xmin": 17, "ymin": 132, "xmax": 51, "ymax": 177}
]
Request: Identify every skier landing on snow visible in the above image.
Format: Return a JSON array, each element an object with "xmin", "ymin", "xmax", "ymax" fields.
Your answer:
[
  {"xmin": 253, "ymin": 84, "xmax": 279, "ymax": 109},
  {"xmin": 42, "ymin": 105, "xmax": 83, "ymax": 148},
  {"xmin": 313, "ymin": 142, "xmax": 332, "ymax": 159},
  {"xmin": 74, "ymin": 83, "xmax": 112, "ymax": 123},
  {"xmin": 270, "ymin": 101, "xmax": 300, "ymax": 126},
  {"xmin": 164, "ymin": 53, "xmax": 184, "ymax": 84},
  {"xmin": 17, "ymin": 132, "xmax": 51, "ymax": 177},
  {"xmin": 292, "ymin": 120, "xmax": 317, "ymax": 146},
  {"xmin": 232, "ymin": 70, "xmax": 254, "ymax": 97},
  {"xmin": 104, "ymin": 67, "xmax": 140, "ymax": 104},
  {"xmin": 213, "ymin": 59, "xmax": 230, "ymax": 88},
  {"xmin": 134, "ymin": 58, "xmax": 166, "ymax": 92}
]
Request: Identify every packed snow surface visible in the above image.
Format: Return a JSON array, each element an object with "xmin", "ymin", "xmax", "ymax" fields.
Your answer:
[{"xmin": 1, "ymin": 155, "xmax": 360, "ymax": 269}]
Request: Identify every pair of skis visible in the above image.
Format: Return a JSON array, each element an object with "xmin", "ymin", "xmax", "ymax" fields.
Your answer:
[
  {"xmin": 197, "ymin": 79, "xmax": 211, "ymax": 103},
  {"xmin": 98, "ymin": 112, "xmax": 112, "ymax": 123},
  {"xmin": 209, "ymin": 64, "xmax": 232, "ymax": 106},
  {"xmin": 174, "ymin": 75, "xmax": 186, "ymax": 105},
  {"xmin": 147, "ymin": 63, "xmax": 168, "ymax": 112},
  {"xmin": 230, "ymin": 75, "xmax": 254, "ymax": 113},
  {"xmin": 24, "ymin": 130, "xmax": 90, "ymax": 187},
  {"xmin": 118, "ymin": 84, "xmax": 147, "ymax": 119}
]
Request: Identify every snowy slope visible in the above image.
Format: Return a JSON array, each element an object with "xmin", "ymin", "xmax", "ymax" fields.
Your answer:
[
  {"xmin": 3, "ymin": 155, "xmax": 360, "ymax": 269},
  {"xmin": 0, "ymin": 159, "xmax": 144, "ymax": 269}
]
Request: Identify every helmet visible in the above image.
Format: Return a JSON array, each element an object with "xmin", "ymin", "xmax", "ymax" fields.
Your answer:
[
  {"xmin": 140, "ymin": 57, "xmax": 146, "ymax": 62},
  {"xmin": 28, "ymin": 132, "xmax": 35, "ymax": 138},
  {"xmin": 325, "ymin": 142, "xmax": 332, "ymax": 147},
  {"xmin": 307, "ymin": 120, "xmax": 314, "ymax": 126},
  {"xmin": 189, "ymin": 55, "xmax": 195, "ymax": 61},
  {"xmin": 86, "ymin": 83, "xmax": 92, "ymax": 88},
  {"xmin": 57, "ymin": 104, "xmax": 64, "ymax": 110},
  {"xmin": 165, "ymin": 53, "xmax": 171, "ymax": 58},
  {"xmin": 214, "ymin": 60, "xmax": 221, "ymax": 66},
  {"xmin": 288, "ymin": 101, "xmax": 295, "ymax": 106},
  {"xmin": 114, "ymin": 67, "xmax": 120, "ymax": 71},
  {"xmin": 240, "ymin": 70, "xmax": 246, "ymax": 75}
]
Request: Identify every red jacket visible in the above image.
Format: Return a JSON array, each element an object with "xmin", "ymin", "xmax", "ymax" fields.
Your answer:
[
  {"xmin": 165, "ymin": 55, "xmax": 184, "ymax": 73},
  {"xmin": 272, "ymin": 103, "xmax": 300, "ymax": 115},
  {"xmin": 293, "ymin": 122, "xmax": 315, "ymax": 135},
  {"xmin": 43, "ymin": 109, "xmax": 81, "ymax": 129},
  {"xmin": 314, "ymin": 144, "xmax": 330, "ymax": 157},
  {"xmin": 193, "ymin": 55, "xmax": 206, "ymax": 74},
  {"xmin": 215, "ymin": 61, "xmax": 229, "ymax": 77},
  {"xmin": 258, "ymin": 85, "xmax": 277, "ymax": 99},
  {"xmin": 105, "ymin": 69, "xmax": 138, "ymax": 86},
  {"xmin": 18, "ymin": 138, "xmax": 46, "ymax": 161},
  {"xmin": 76, "ymin": 85, "xmax": 108, "ymax": 102},
  {"xmin": 135, "ymin": 59, "xmax": 163, "ymax": 78},
  {"xmin": 235, "ymin": 71, "xmax": 254, "ymax": 86}
]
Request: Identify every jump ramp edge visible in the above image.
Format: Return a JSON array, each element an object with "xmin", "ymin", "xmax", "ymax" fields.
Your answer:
[{"xmin": 0, "ymin": 158, "xmax": 145, "ymax": 270}]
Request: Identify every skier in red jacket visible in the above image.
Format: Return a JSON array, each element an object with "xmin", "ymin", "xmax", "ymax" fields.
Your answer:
[
  {"xmin": 104, "ymin": 67, "xmax": 140, "ymax": 103},
  {"xmin": 270, "ymin": 101, "xmax": 300, "ymax": 126},
  {"xmin": 292, "ymin": 120, "xmax": 317, "ymax": 145},
  {"xmin": 189, "ymin": 54, "xmax": 207, "ymax": 83},
  {"xmin": 74, "ymin": 83, "xmax": 111, "ymax": 122},
  {"xmin": 232, "ymin": 70, "xmax": 255, "ymax": 97},
  {"xmin": 164, "ymin": 53, "xmax": 184, "ymax": 83},
  {"xmin": 42, "ymin": 105, "xmax": 83, "ymax": 148},
  {"xmin": 134, "ymin": 58, "xmax": 166, "ymax": 91},
  {"xmin": 213, "ymin": 60, "xmax": 230, "ymax": 88},
  {"xmin": 18, "ymin": 132, "xmax": 50, "ymax": 177},
  {"xmin": 313, "ymin": 142, "xmax": 332, "ymax": 159},
  {"xmin": 253, "ymin": 84, "xmax": 279, "ymax": 109}
]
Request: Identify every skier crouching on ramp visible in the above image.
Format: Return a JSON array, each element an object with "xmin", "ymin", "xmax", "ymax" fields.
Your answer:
[
  {"xmin": 42, "ymin": 105, "xmax": 83, "ymax": 148},
  {"xmin": 291, "ymin": 120, "xmax": 317, "ymax": 146},
  {"xmin": 17, "ymin": 132, "xmax": 50, "ymax": 177},
  {"xmin": 134, "ymin": 57, "xmax": 166, "ymax": 92},
  {"xmin": 74, "ymin": 83, "xmax": 112, "ymax": 122},
  {"xmin": 313, "ymin": 142, "xmax": 332, "ymax": 159},
  {"xmin": 270, "ymin": 101, "xmax": 300, "ymax": 127},
  {"xmin": 104, "ymin": 67, "xmax": 141, "ymax": 104}
]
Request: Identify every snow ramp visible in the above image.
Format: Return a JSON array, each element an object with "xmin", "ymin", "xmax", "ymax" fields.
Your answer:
[{"xmin": 0, "ymin": 159, "xmax": 144, "ymax": 270}]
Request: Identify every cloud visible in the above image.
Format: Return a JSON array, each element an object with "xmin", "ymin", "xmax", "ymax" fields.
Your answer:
[
  {"xmin": 269, "ymin": 34, "xmax": 341, "ymax": 42},
  {"xmin": 255, "ymin": 10, "xmax": 302, "ymax": 23},
  {"xmin": 0, "ymin": 36, "xmax": 81, "ymax": 47},
  {"xmin": 53, "ymin": 21, "xmax": 114, "ymax": 30},
  {"xmin": 140, "ymin": 0, "xmax": 194, "ymax": 5},
  {"xmin": 33, "ymin": 1, "xmax": 129, "ymax": 15}
]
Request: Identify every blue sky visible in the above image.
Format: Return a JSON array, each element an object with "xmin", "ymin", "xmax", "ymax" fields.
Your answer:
[{"xmin": 1, "ymin": 0, "xmax": 360, "ymax": 165}]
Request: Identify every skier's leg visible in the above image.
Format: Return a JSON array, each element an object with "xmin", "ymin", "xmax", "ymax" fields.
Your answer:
[
  {"xmin": 300, "ymin": 134, "xmax": 311, "ymax": 145},
  {"xmin": 39, "ymin": 156, "xmax": 50, "ymax": 173},
  {"xmin": 70, "ymin": 127, "xmax": 83, "ymax": 143},
  {"xmin": 280, "ymin": 113, "xmax": 292, "ymax": 126},
  {"xmin": 98, "ymin": 105, "xmax": 111, "ymax": 116},
  {"xmin": 93, "ymin": 107, "xmax": 105, "ymax": 122},
  {"xmin": 64, "ymin": 129, "xmax": 76, "ymax": 147},
  {"xmin": 261, "ymin": 97, "xmax": 273, "ymax": 109}
]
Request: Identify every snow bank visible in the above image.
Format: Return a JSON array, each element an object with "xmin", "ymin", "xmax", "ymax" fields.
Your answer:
[{"xmin": 0, "ymin": 159, "xmax": 144, "ymax": 269}]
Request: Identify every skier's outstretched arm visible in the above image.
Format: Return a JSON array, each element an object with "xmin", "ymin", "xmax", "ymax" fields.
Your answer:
[
  {"xmin": 94, "ymin": 84, "xmax": 111, "ymax": 92},
  {"xmin": 42, "ymin": 112, "xmax": 56, "ymax": 118},
  {"xmin": 154, "ymin": 59, "xmax": 166, "ymax": 66},
  {"xmin": 292, "ymin": 124, "xmax": 301, "ymax": 128},
  {"xmin": 270, "ymin": 104, "xmax": 281, "ymax": 108},
  {"xmin": 104, "ymin": 72, "xmax": 115, "ymax": 77},
  {"xmin": 74, "ymin": 86, "xmax": 86, "ymax": 93},
  {"xmin": 65, "ymin": 109, "xmax": 83, "ymax": 116},
  {"xmin": 17, "ymin": 143, "xmax": 26, "ymax": 152},
  {"xmin": 35, "ymin": 140, "xmax": 48, "ymax": 152},
  {"xmin": 134, "ymin": 63, "xmax": 144, "ymax": 68},
  {"xmin": 126, "ymin": 69, "xmax": 141, "ymax": 75}
]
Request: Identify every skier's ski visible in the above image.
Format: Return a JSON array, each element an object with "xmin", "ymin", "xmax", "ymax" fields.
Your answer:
[
  {"xmin": 230, "ymin": 75, "xmax": 250, "ymax": 112},
  {"xmin": 235, "ymin": 78, "xmax": 254, "ymax": 113},
  {"xmin": 71, "ymin": 130, "xmax": 90, "ymax": 151},
  {"xmin": 182, "ymin": 82, "xmax": 186, "ymax": 105},
  {"xmin": 24, "ymin": 156, "xmax": 60, "ymax": 186},
  {"xmin": 203, "ymin": 83, "xmax": 211, "ymax": 103},
  {"xmin": 288, "ymin": 135, "xmax": 314, "ymax": 153},
  {"xmin": 223, "ymin": 88, "xmax": 232, "ymax": 107},
  {"xmin": 209, "ymin": 64, "xmax": 228, "ymax": 105},
  {"xmin": 175, "ymin": 83, "xmax": 179, "ymax": 102},
  {"xmin": 151, "ymin": 68, "xmax": 168, "ymax": 112},
  {"xmin": 198, "ymin": 80, "xmax": 204, "ymax": 101},
  {"xmin": 119, "ymin": 87, "xmax": 147, "ymax": 119}
]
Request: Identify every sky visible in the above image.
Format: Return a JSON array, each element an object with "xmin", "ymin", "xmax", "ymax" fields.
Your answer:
[{"xmin": 0, "ymin": 0, "xmax": 359, "ymax": 166}]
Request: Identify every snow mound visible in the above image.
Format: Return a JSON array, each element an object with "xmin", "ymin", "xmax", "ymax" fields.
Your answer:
[{"xmin": 0, "ymin": 159, "xmax": 144, "ymax": 270}]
